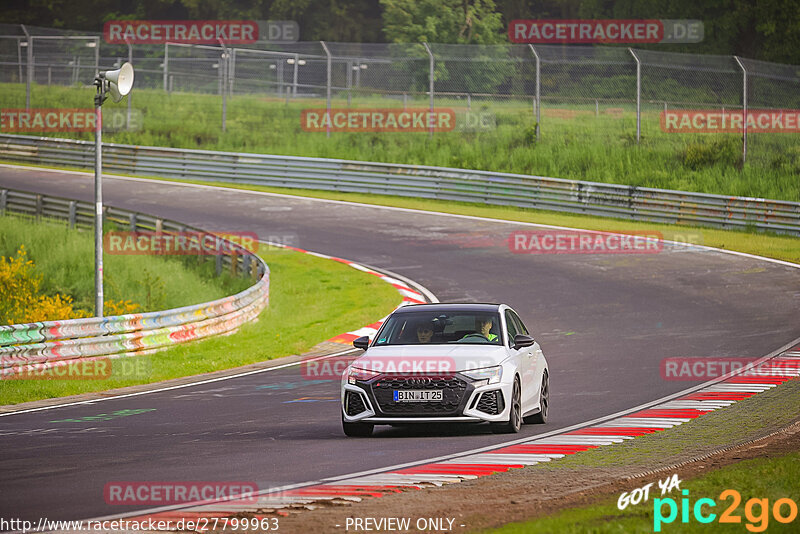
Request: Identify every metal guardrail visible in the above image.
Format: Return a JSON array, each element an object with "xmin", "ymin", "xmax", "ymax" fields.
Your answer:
[
  {"xmin": 0, "ymin": 187, "xmax": 269, "ymax": 377},
  {"xmin": 1, "ymin": 134, "xmax": 799, "ymax": 234}
]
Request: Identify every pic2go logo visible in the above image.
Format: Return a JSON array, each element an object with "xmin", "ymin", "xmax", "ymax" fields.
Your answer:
[{"xmin": 654, "ymin": 489, "xmax": 798, "ymax": 532}]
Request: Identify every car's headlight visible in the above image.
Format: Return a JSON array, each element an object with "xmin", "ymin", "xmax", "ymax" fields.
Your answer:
[
  {"xmin": 347, "ymin": 366, "xmax": 380, "ymax": 384},
  {"xmin": 462, "ymin": 366, "xmax": 502, "ymax": 386}
]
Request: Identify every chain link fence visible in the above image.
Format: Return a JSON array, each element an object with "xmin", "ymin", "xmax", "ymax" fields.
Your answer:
[{"xmin": 1, "ymin": 23, "xmax": 799, "ymax": 164}]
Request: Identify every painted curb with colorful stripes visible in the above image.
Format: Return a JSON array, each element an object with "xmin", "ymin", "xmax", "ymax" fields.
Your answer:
[{"xmin": 105, "ymin": 341, "xmax": 798, "ymax": 526}]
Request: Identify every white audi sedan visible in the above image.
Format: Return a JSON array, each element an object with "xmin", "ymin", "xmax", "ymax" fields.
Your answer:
[{"xmin": 341, "ymin": 303, "xmax": 549, "ymax": 437}]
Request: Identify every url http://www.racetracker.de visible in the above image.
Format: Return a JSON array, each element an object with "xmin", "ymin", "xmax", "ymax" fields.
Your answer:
[{"xmin": 0, "ymin": 516, "xmax": 280, "ymax": 533}]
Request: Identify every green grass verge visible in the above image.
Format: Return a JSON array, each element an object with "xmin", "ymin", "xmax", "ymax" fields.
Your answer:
[
  {"xmin": 2, "ymin": 83, "xmax": 799, "ymax": 201},
  {"xmin": 0, "ymin": 213, "xmax": 251, "ymax": 314},
  {"xmin": 489, "ymin": 452, "xmax": 800, "ymax": 533},
  {"xmin": 1, "ymin": 246, "xmax": 401, "ymax": 405}
]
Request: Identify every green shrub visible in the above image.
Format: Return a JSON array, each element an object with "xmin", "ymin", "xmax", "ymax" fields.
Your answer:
[{"xmin": 683, "ymin": 137, "xmax": 740, "ymax": 170}]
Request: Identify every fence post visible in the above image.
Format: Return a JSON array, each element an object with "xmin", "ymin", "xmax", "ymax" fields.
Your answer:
[
  {"xmin": 423, "ymin": 42, "xmax": 434, "ymax": 138},
  {"xmin": 292, "ymin": 53, "xmax": 299, "ymax": 97},
  {"xmin": 320, "ymin": 41, "xmax": 332, "ymax": 138},
  {"xmin": 163, "ymin": 43, "xmax": 169, "ymax": 91},
  {"xmin": 528, "ymin": 44, "xmax": 540, "ymax": 141},
  {"xmin": 219, "ymin": 40, "xmax": 228, "ymax": 133},
  {"xmin": 16, "ymin": 36, "xmax": 23, "ymax": 83},
  {"xmin": 229, "ymin": 47, "xmax": 236, "ymax": 97},
  {"xmin": 125, "ymin": 40, "xmax": 132, "ymax": 126},
  {"xmin": 629, "ymin": 48, "xmax": 641, "ymax": 144},
  {"xmin": 21, "ymin": 25, "xmax": 32, "ymax": 110},
  {"xmin": 733, "ymin": 56, "xmax": 748, "ymax": 163},
  {"xmin": 346, "ymin": 60, "xmax": 352, "ymax": 106},
  {"xmin": 93, "ymin": 36, "xmax": 99, "ymax": 79}
]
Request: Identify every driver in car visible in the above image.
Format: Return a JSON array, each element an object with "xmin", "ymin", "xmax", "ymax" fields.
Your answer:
[{"xmin": 460, "ymin": 316, "xmax": 498, "ymax": 342}]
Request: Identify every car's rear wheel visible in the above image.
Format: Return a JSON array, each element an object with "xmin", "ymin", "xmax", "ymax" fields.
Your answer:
[
  {"xmin": 524, "ymin": 371, "xmax": 549, "ymax": 424},
  {"xmin": 342, "ymin": 412, "xmax": 373, "ymax": 437},
  {"xmin": 491, "ymin": 377, "xmax": 522, "ymax": 434}
]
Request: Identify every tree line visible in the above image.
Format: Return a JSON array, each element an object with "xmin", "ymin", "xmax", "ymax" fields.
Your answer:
[{"xmin": 3, "ymin": 0, "xmax": 797, "ymax": 64}]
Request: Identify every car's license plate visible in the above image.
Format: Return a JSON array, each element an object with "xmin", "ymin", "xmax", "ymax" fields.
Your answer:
[{"xmin": 393, "ymin": 390, "xmax": 443, "ymax": 402}]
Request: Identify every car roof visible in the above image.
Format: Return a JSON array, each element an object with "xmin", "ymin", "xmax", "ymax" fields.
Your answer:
[{"xmin": 392, "ymin": 303, "xmax": 504, "ymax": 314}]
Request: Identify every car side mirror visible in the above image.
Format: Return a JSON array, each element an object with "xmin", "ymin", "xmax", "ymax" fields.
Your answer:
[
  {"xmin": 353, "ymin": 336, "xmax": 370, "ymax": 350},
  {"xmin": 513, "ymin": 334, "xmax": 535, "ymax": 350}
]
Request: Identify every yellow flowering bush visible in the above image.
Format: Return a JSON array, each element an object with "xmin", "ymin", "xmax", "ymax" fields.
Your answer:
[{"xmin": 0, "ymin": 246, "xmax": 145, "ymax": 325}]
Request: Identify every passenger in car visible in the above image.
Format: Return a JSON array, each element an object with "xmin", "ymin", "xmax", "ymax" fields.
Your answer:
[{"xmin": 416, "ymin": 323, "xmax": 434, "ymax": 343}]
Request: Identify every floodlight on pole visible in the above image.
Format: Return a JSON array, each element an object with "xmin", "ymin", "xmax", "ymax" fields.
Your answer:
[{"xmin": 93, "ymin": 61, "xmax": 134, "ymax": 317}]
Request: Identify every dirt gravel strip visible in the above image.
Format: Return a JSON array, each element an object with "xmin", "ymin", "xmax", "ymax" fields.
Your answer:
[{"xmin": 89, "ymin": 345, "xmax": 799, "ymax": 533}]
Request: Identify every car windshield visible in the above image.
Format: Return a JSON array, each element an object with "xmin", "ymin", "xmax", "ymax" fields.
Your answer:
[{"xmin": 373, "ymin": 310, "xmax": 503, "ymax": 346}]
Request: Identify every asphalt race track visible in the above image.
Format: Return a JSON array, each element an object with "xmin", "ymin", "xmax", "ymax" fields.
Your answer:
[{"xmin": 1, "ymin": 165, "xmax": 799, "ymax": 524}]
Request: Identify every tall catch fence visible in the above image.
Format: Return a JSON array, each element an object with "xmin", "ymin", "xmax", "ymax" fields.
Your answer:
[{"xmin": 1, "ymin": 23, "xmax": 799, "ymax": 163}]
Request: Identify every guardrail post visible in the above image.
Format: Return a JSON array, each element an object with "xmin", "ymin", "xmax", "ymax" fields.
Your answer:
[
  {"xmin": 423, "ymin": 42, "xmax": 434, "ymax": 138},
  {"xmin": 0, "ymin": 189, "xmax": 7, "ymax": 215},
  {"xmin": 155, "ymin": 218, "xmax": 163, "ymax": 234},
  {"xmin": 129, "ymin": 212, "xmax": 137, "ymax": 231},
  {"xmin": 68, "ymin": 201, "xmax": 77, "ymax": 228},
  {"xmin": 242, "ymin": 254, "xmax": 251, "ymax": 277},
  {"xmin": 733, "ymin": 56, "xmax": 748, "ymax": 163},
  {"xmin": 35, "ymin": 194, "xmax": 42, "ymax": 220},
  {"xmin": 215, "ymin": 254, "xmax": 223, "ymax": 276},
  {"xmin": 528, "ymin": 44, "xmax": 540, "ymax": 141},
  {"xmin": 629, "ymin": 48, "xmax": 641, "ymax": 144}
]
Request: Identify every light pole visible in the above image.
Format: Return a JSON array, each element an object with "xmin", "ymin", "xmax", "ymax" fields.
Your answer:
[{"xmin": 93, "ymin": 62, "xmax": 134, "ymax": 317}]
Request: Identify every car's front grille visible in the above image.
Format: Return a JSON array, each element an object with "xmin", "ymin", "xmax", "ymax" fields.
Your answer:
[
  {"xmin": 371, "ymin": 375, "xmax": 469, "ymax": 416},
  {"xmin": 476, "ymin": 390, "xmax": 504, "ymax": 415},
  {"xmin": 345, "ymin": 391, "xmax": 368, "ymax": 416}
]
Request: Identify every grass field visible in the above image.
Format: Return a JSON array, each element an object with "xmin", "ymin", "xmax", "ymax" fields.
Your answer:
[
  {"xmin": 0, "ymin": 213, "xmax": 251, "ymax": 314},
  {"xmin": 490, "ymin": 451, "xmax": 800, "ymax": 533},
  {"xmin": 2, "ymin": 83, "xmax": 799, "ymax": 201}
]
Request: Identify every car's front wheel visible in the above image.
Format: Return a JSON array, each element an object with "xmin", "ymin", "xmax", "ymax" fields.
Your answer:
[
  {"xmin": 490, "ymin": 377, "xmax": 522, "ymax": 434},
  {"xmin": 342, "ymin": 412, "xmax": 373, "ymax": 437}
]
